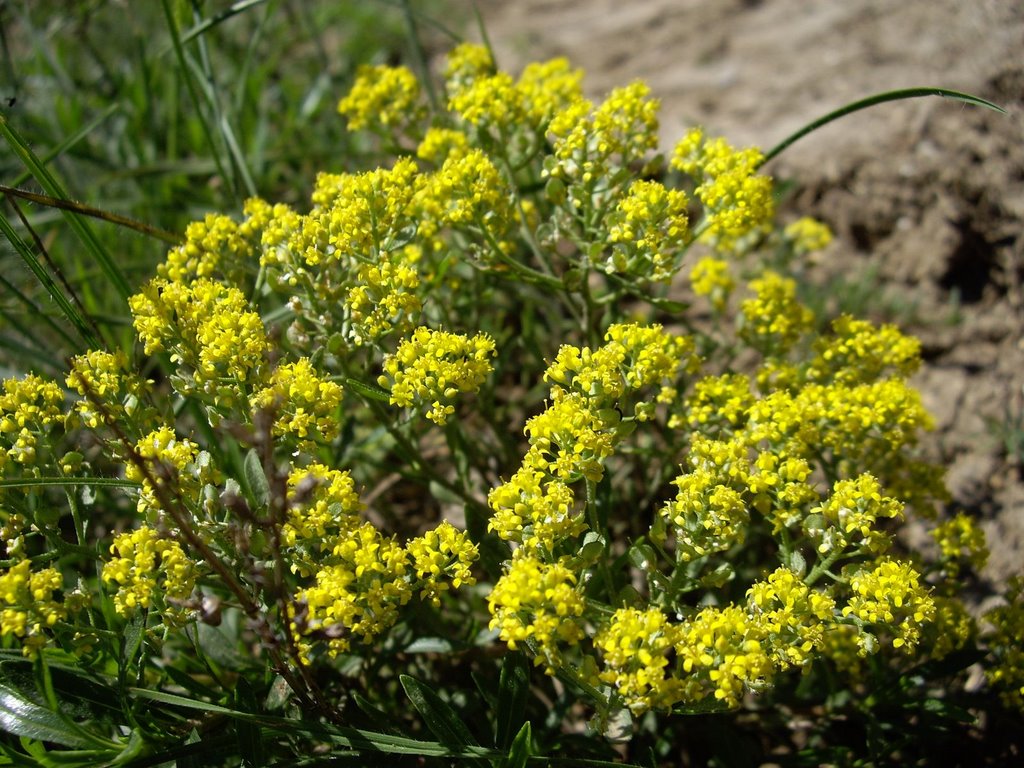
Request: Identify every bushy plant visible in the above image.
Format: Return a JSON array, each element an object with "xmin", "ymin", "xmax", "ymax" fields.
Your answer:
[{"xmin": 0, "ymin": 38, "xmax": 1020, "ymax": 767}]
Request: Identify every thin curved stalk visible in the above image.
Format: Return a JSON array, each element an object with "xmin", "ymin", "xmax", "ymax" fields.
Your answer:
[{"xmin": 760, "ymin": 87, "xmax": 1006, "ymax": 167}]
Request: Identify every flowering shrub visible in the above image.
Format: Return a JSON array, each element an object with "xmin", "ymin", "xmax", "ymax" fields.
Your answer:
[{"xmin": 0, "ymin": 41, "xmax": 1019, "ymax": 766}]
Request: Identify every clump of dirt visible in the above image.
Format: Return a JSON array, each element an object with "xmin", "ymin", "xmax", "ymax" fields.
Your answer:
[{"xmin": 477, "ymin": 0, "xmax": 1024, "ymax": 584}]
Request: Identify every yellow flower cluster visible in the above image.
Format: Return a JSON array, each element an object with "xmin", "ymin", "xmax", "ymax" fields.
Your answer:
[
  {"xmin": 747, "ymin": 450, "xmax": 817, "ymax": 532},
  {"xmin": 547, "ymin": 81, "xmax": 660, "ymax": 188},
  {"xmin": 252, "ymin": 358, "xmax": 343, "ymax": 443},
  {"xmin": 487, "ymin": 553, "xmax": 585, "ymax": 671},
  {"xmin": 159, "ymin": 212, "xmax": 256, "ymax": 284},
  {"xmin": 449, "ymin": 70, "xmax": 523, "ymax": 130},
  {"xmin": 487, "ymin": 466, "xmax": 582, "ymax": 549},
  {"xmin": 415, "ymin": 148, "xmax": 514, "ymax": 253},
  {"xmin": 443, "ymin": 42, "xmax": 495, "ymax": 88},
  {"xmin": 378, "ymin": 326, "xmax": 495, "ymax": 425},
  {"xmin": 0, "ymin": 559, "xmax": 66, "ymax": 656},
  {"xmin": 516, "ymin": 58, "xmax": 585, "ymax": 128},
  {"xmin": 604, "ymin": 179, "xmax": 690, "ymax": 282},
  {"xmin": 294, "ymin": 518, "xmax": 478, "ymax": 659},
  {"xmin": 313, "ymin": 158, "xmax": 420, "ymax": 263},
  {"xmin": 677, "ymin": 605, "xmax": 774, "ymax": 708},
  {"xmin": 296, "ymin": 521, "xmax": 413, "ymax": 658},
  {"xmin": 739, "ymin": 271, "xmax": 814, "ymax": 355},
  {"xmin": 447, "ymin": 47, "xmax": 583, "ymax": 143},
  {"xmin": 747, "ymin": 567, "xmax": 836, "ymax": 669},
  {"xmin": 417, "ymin": 127, "xmax": 471, "ymax": 165},
  {"xmin": 406, "ymin": 521, "xmax": 478, "ymax": 606},
  {"xmin": 283, "ymin": 463, "xmax": 364, "ymax": 554},
  {"xmin": 930, "ymin": 512, "xmax": 989, "ymax": 577},
  {"xmin": 595, "ymin": 606, "xmax": 685, "ymax": 714},
  {"xmin": 783, "ymin": 216, "xmax": 833, "ymax": 255},
  {"xmin": 545, "ymin": 322, "xmax": 697, "ymax": 417},
  {"xmin": 928, "ymin": 596, "xmax": 976, "ymax": 659},
  {"xmin": 678, "ymin": 372, "xmax": 754, "ymax": 434},
  {"xmin": 129, "ymin": 278, "xmax": 268, "ymax": 395},
  {"xmin": 0, "ymin": 374, "xmax": 64, "ymax": 467},
  {"xmin": 808, "ymin": 474, "xmax": 903, "ymax": 556},
  {"xmin": 102, "ymin": 526, "xmax": 197, "ymax": 619},
  {"xmin": 809, "ymin": 314, "xmax": 921, "ymax": 385},
  {"xmin": 689, "ymin": 256, "xmax": 735, "ymax": 312},
  {"xmin": 671, "ymin": 128, "xmax": 774, "ymax": 250},
  {"xmin": 125, "ymin": 426, "xmax": 214, "ymax": 516},
  {"xmin": 66, "ymin": 349, "xmax": 149, "ymax": 429},
  {"xmin": 842, "ymin": 557, "xmax": 934, "ymax": 652},
  {"xmin": 336, "ymin": 63, "xmax": 422, "ymax": 134},
  {"xmin": 661, "ymin": 436, "xmax": 750, "ymax": 561}
]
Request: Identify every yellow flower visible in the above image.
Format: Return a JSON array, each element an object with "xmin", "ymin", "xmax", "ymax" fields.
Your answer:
[
  {"xmin": 0, "ymin": 560, "xmax": 66, "ymax": 655},
  {"xmin": 337, "ymin": 64, "xmax": 422, "ymax": 134},
  {"xmin": 294, "ymin": 522, "xmax": 412, "ymax": 658},
  {"xmin": 746, "ymin": 567, "xmax": 836, "ymax": 669},
  {"xmin": 738, "ymin": 271, "xmax": 814, "ymax": 355},
  {"xmin": 406, "ymin": 521, "xmax": 478, "ymax": 606},
  {"xmin": 487, "ymin": 552, "xmax": 585, "ymax": 671},
  {"xmin": 689, "ymin": 256, "xmax": 735, "ymax": 312},
  {"xmin": 378, "ymin": 327, "xmax": 495, "ymax": 425},
  {"xmin": 604, "ymin": 180, "xmax": 690, "ymax": 282},
  {"xmin": 595, "ymin": 607, "xmax": 686, "ymax": 714},
  {"xmin": 103, "ymin": 526, "xmax": 197, "ymax": 622},
  {"xmin": 784, "ymin": 216, "xmax": 833, "ymax": 254},
  {"xmin": 488, "ymin": 466, "xmax": 583, "ymax": 550},
  {"xmin": 671, "ymin": 129, "xmax": 774, "ymax": 251},
  {"xmin": 252, "ymin": 359, "xmax": 344, "ymax": 443},
  {"xmin": 842, "ymin": 558, "xmax": 934, "ymax": 652}
]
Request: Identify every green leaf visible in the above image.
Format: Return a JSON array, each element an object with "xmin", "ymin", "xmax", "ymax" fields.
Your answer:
[
  {"xmin": 0, "ymin": 114, "xmax": 131, "ymax": 301},
  {"xmin": 243, "ymin": 449, "xmax": 270, "ymax": 510},
  {"xmin": 129, "ymin": 687, "xmax": 502, "ymax": 759},
  {"xmin": 503, "ymin": 721, "xmax": 531, "ymax": 768},
  {"xmin": 400, "ymin": 675, "xmax": 487, "ymax": 767},
  {"xmin": 0, "ymin": 683, "xmax": 91, "ymax": 749},
  {"xmin": 345, "ymin": 377, "xmax": 392, "ymax": 402},
  {"xmin": 495, "ymin": 652, "xmax": 529, "ymax": 750},
  {"xmin": 0, "ymin": 211, "xmax": 97, "ymax": 350},
  {"xmin": 762, "ymin": 87, "xmax": 1006, "ymax": 166}
]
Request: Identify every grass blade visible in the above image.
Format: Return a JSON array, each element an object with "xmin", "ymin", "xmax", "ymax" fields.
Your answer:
[
  {"xmin": 400, "ymin": 674, "xmax": 486, "ymax": 764},
  {"xmin": 0, "ymin": 114, "xmax": 132, "ymax": 301},
  {"xmin": 0, "ymin": 185, "xmax": 181, "ymax": 244},
  {"xmin": 0, "ymin": 207, "xmax": 98, "ymax": 349},
  {"xmin": 128, "ymin": 687, "xmax": 503, "ymax": 759},
  {"xmin": 495, "ymin": 651, "xmax": 529, "ymax": 750},
  {"xmin": 761, "ymin": 87, "xmax": 1006, "ymax": 166},
  {"xmin": 0, "ymin": 270, "xmax": 81, "ymax": 351},
  {"xmin": 8, "ymin": 103, "xmax": 120, "ymax": 189},
  {"xmin": 503, "ymin": 721, "xmax": 531, "ymax": 768}
]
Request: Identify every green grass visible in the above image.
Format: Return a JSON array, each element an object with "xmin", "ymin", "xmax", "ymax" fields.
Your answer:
[{"xmin": 0, "ymin": 0, "xmax": 458, "ymax": 369}]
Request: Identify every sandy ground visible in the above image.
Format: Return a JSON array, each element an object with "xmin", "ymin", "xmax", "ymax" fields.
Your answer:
[{"xmin": 475, "ymin": 0, "xmax": 1024, "ymax": 584}]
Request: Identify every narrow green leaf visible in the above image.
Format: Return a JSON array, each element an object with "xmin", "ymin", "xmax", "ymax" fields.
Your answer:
[
  {"xmin": 9, "ymin": 104, "xmax": 120, "ymax": 189},
  {"xmin": 128, "ymin": 688, "xmax": 502, "ymax": 758},
  {"xmin": 0, "ymin": 476, "xmax": 139, "ymax": 490},
  {"xmin": 503, "ymin": 721, "xmax": 531, "ymax": 768},
  {"xmin": 400, "ymin": 674, "xmax": 487, "ymax": 766},
  {"xmin": 0, "ymin": 212, "xmax": 97, "ymax": 349},
  {"xmin": 762, "ymin": 87, "xmax": 1006, "ymax": 166},
  {"xmin": 345, "ymin": 377, "xmax": 392, "ymax": 402},
  {"xmin": 0, "ymin": 115, "xmax": 131, "ymax": 301},
  {"xmin": 235, "ymin": 680, "xmax": 265, "ymax": 767},
  {"xmin": 495, "ymin": 652, "xmax": 529, "ymax": 750},
  {"xmin": 0, "ymin": 683, "xmax": 91, "ymax": 749},
  {"xmin": 243, "ymin": 449, "xmax": 270, "ymax": 510}
]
